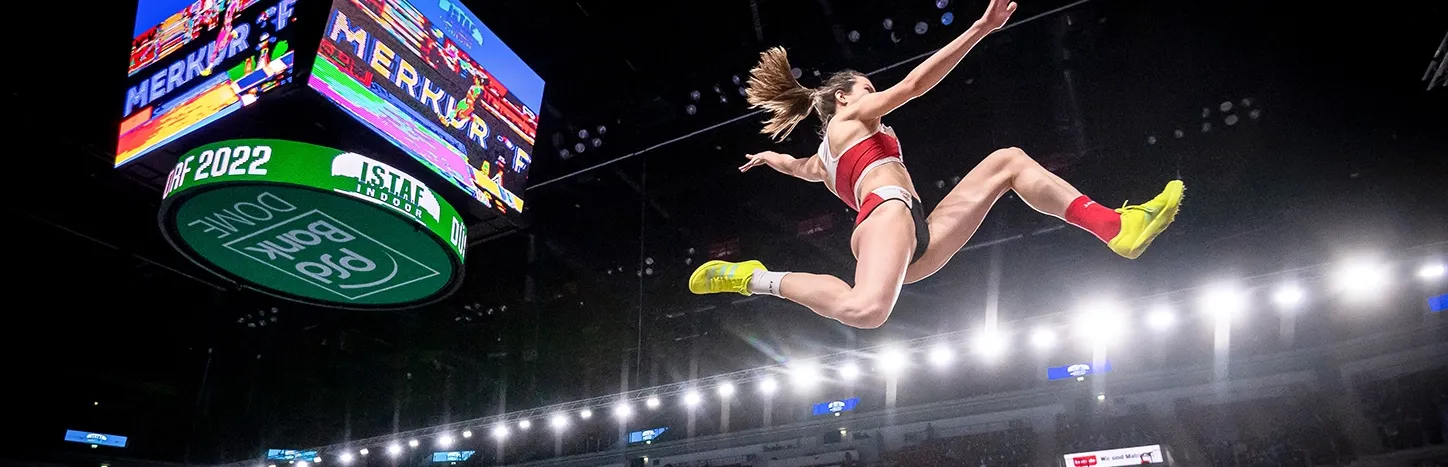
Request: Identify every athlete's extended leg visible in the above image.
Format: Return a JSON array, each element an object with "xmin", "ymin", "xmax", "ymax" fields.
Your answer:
[
  {"xmin": 905, "ymin": 147, "xmax": 1182, "ymax": 282},
  {"xmin": 690, "ymin": 202, "xmax": 916, "ymax": 329}
]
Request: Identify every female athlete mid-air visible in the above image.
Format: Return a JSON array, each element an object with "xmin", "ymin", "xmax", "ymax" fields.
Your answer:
[{"xmin": 688, "ymin": 0, "xmax": 1184, "ymax": 329}]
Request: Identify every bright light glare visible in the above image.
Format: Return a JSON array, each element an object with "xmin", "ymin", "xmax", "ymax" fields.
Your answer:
[
  {"xmin": 437, "ymin": 434, "xmax": 454, "ymax": 448},
  {"xmin": 973, "ymin": 331, "xmax": 1006, "ymax": 359},
  {"xmin": 1030, "ymin": 328, "xmax": 1057, "ymax": 350},
  {"xmin": 358, "ymin": 449, "xmax": 369, "ymax": 456},
  {"xmin": 683, "ymin": 390, "xmax": 703, "ymax": 407},
  {"xmin": 717, "ymin": 382, "xmax": 736, "ymax": 397},
  {"xmin": 1272, "ymin": 284, "xmax": 1306, "ymax": 309},
  {"xmin": 580, "ymin": 408, "xmax": 593, "ymax": 419},
  {"xmin": 645, "ymin": 396, "xmax": 661, "ymax": 409},
  {"xmin": 1418, "ymin": 263, "xmax": 1445, "ymax": 280},
  {"xmin": 929, "ymin": 344, "xmax": 955, "ymax": 366},
  {"xmin": 759, "ymin": 377, "xmax": 779, "ymax": 395},
  {"xmin": 407, "ymin": 439, "xmax": 419, "ymax": 448},
  {"xmin": 1076, "ymin": 299, "xmax": 1125, "ymax": 345},
  {"xmin": 1337, "ymin": 260, "xmax": 1388, "ymax": 298},
  {"xmin": 1201, "ymin": 283, "xmax": 1248, "ymax": 320},
  {"xmin": 550, "ymin": 413, "xmax": 569, "ymax": 429},
  {"xmin": 838, "ymin": 362, "xmax": 862, "ymax": 381},
  {"xmin": 790, "ymin": 362, "xmax": 821, "ymax": 388},
  {"xmin": 518, "ymin": 419, "xmax": 532, "ymax": 430},
  {"xmin": 877, "ymin": 349, "xmax": 908, "ymax": 375},
  {"xmin": 491, "ymin": 425, "xmax": 508, "ymax": 439},
  {"xmin": 387, "ymin": 444, "xmax": 401, "ymax": 456},
  {"xmin": 1147, "ymin": 306, "xmax": 1176, "ymax": 331},
  {"xmin": 339, "ymin": 453, "xmax": 354, "ymax": 464},
  {"xmin": 613, "ymin": 402, "xmax": 633, "ymax": 419},
  {"xmin": 461, "ymin": 430, "xmax": 472, "ymax": 439}
]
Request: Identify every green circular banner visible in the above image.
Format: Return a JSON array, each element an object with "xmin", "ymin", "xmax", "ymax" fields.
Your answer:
[{"xmin": 159, "ymin": 139, "xmax": 466, "ymax": 309}]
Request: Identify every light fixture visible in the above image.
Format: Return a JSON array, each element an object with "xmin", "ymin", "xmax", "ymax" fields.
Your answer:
[
  {"xmin": 1201, "ymin": 283, "xmax": 1249, "ymax": 321},
  {"xmin": 839, "ymin": 362, "xmax": 862, "ymax": 381},
  {"xmin": 1336, "ymin": 260, "xmax": 1388, "ymax": 298},
  {"xmin": 972, "ymin": 331, "xmax": 1006, "ymax": 359},
  {"xmin": 387, "ymin": 444, "xmax": 402, "ymax": 456},
  {"xmin": 790, "ymin": 362, "xmax": 822, "ymax": 388},
  {"xmin": 1418, "ymin": 262, "xmax": 1445, "ymax": 280},
  {"xmin": 358, "ymin": 449, "xmax": 369, "ymax": 456},
  {"xmin": 1030, "ymin": 328, "xmax": 1057, "ymax": 350},
  {"xmin": 646, "ymin": 396, "xmax": 661, "ymax": 409},
  {"xmin": 518, "ymin": 419, "xmax": 531, "ymax": 430},
  {"xmin": 580, "ymin": 408, "xmax": 593, "ymax": 419},
  {"xmin": 339, "ymin": 453, "xmax": 354, "ymax": 464},
  {"xmin": 407, "ymin": 439, "xmax": 419, "ymax": 448},
  {"xmin": 437, "ymin": 434, "xmax": 454, "ymax": 448},
  {"xmin": 492, "ymin": 424, "xmax": 508, "ymax": 440},
  {"xmin": 614, "ymin": 402, "xmax": 633, "ymax": 419},
  {"xmin": 877, "ymin": 349, "xmax": 908, "ymax": 375},
  {"xmin": 929, "ymin": 344, "xmax": 955, "ymax": 366},
  {"xmin": 759, "ymin": 377, "xmax": 779, "ymax": 395},
  {"xmin": 550, "ymin": 413, "xmax": 569, "ymax": 429},
  {"xmin": 461, "ymin": 430, "xmax": 472, "ymax": 439},
  {"xmin": 717, "ymin": 382, "xmax": 736, "ymax": 397},
  {"xmin": 683, "ymin": 390, "xmax": 702, "ymax": 407},
  {"xmin": 1147, "ymin": 305, "xmax": 1177, "ymax": 331},
  {"xmin": 1272, "ymin": 284, "xmax": 1306, "ymax": 309}
]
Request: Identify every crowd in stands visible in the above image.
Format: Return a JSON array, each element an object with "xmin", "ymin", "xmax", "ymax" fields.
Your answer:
[
  {"xmin": 886, "ymin": 422, "xmax": 1033, "ymax": 467},
  {"xmin": 1176, "ymin": 385, "xmax": 1353, "ymax": 467},
  {"xmin": 1055, "ymin": 403, "xmax": 1163, "ymax": 453},
  {"xmin": 1356, "ymin": 367, "xmax": 1448, "ymax": 451}
]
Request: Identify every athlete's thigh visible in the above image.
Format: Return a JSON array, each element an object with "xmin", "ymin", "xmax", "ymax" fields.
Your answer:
[
  {"xmin": 848, "ymin": 201, "xmax": 915, "ymax": 308},
  {"xmin": 904, "ymin": 157, "xmax": 1014, "ymax": 282}
]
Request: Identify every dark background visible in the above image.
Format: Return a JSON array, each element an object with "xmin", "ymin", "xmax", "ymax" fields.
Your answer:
[{"xmin": 7, "ymin": 0, "xmax": 1446, "ymax": 464}]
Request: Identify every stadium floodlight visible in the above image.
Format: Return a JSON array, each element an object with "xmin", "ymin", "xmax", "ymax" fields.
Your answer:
[
  {"xmin": 358, "ymin": 449, "xmax": 368, "ymax": 456},
  {"xmin": 387, "ymin": 444, "xmax": 401, "ymax": 456},
  {"xmin": 518, "ymin": 419, "xmax": 531, "ymax": 430},
  {"xmin": 972, "ymin": 331, "xmax": 1006, "ymax": 360},
  {"xmin": 491, "ymin": 424, "xmax": 509, "ymax": 440},
  {"xmin": 790, "ymin": 362, "xmax": 821, "ymax": 389},
  {"xmin": 436, "ymin": 434, "xmax": 454, "ymax": 448},
  {"xmin": 407, "ymin": 439, "xmax": 419, "ymax": 448},
  {"xmin": 613, "ymin": 402, "xmax": 633, "ymax": 420},
  {"xmin": 646, "ymin": 396, "xmax": 661, "ymax": 410},
  {"xmin": 1096, "ymin": 393, "xmax": 1106, "ymax": 401},
  {"xmin": 339, "ymin": 453, "xmax": 353, "ymax": 464},
  {"xmin": 759, "ymin": 377, "xmax": 779, "ymax": 395},
  {"xmin": 1272, "ymin": 284, "xmax": 1306, "ymax": 309},
  {"xmin": 1147, "ymin": 305, "xmax": 1176, "ymax": 331},
  {"xmin": 461, "ymin": 430, "xmax": 472, "ymax": 439},
  {"xmin": 683, "ymin": 390, "xmax": 702, "ymax": 408},
  {"xmin": 579, "ymin": 408, "xmax": 593, "ymax": 419},
  {"xmin": 550, "ymin": 413, "xmax": 569, "ymax": 430},
  {"xmin": 877, "ymin": 348, "xmax": 908, "ymax": 375},
  {"xmin": 1075, "ymin": 299, "xmax": 1125, "ymax": 345},
  {"xmin": 1336, "ymin": 260, "xmax": 1388, "ymax": 299},
  {"xmin": 838, "ymin": 362, "xmax": 862, "ymax": 381},
  {"xmin": 1030, "ymin": 327, "xmax": 1057, "ymax": 350},
  {"xmin": 1201, "ymin": 282, "xmax": 1249, "ymax": 322},
  {"xmin": 1418, "ymin": 262, "xmax": 1445, "ymax": 281},
  {"xmin": 717, "ymin": 382, "xmax": 736, "ymax": 397},
  {"xmin": 929, "ymin": 344, "xmax": 956, "ymax": 366}
]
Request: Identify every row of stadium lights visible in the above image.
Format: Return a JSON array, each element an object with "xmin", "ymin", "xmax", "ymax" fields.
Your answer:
[
  {"xmin": 263, "ymin": 256, "xmax": 1443, "ymax": 466},
  {"xmin": 557, "ymin": 125, "xmax": 608, "ymax": 161},
  {"xmin": 683, "ymin": 0, "xmax": 958, "ymax": 117}
]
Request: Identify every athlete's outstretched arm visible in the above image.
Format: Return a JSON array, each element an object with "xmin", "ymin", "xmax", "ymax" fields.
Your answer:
[
  {"xmin": 740, "ymin": 151, "xmax": 825, "ymax": 183},
  {"xmin": 848, "ymin": 0, "xmax": 1017, "ymax": 120}
]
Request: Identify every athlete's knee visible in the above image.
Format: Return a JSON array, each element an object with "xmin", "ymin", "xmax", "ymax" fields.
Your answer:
[
  {"xmin": 988, "ymin": 147, "xmax": 1031, "ymax": 167},
  {"xmin": 833, "ymin": 295, "xmax": 891, "ymax": 329}
]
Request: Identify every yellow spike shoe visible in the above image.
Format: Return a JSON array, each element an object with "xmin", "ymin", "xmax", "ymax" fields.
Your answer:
[
  {"xmin": 1108, "ymin": 180, "xmax": 1185, "ymax": 259},
  {"xmin": 688, "ymin": 260, "xmax": 768, "ymax": 295}
]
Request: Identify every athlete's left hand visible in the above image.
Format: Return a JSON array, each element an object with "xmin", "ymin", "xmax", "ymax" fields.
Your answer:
[
  {"xmin": 739, "ymin": 151, "xmax": 793, "ymax": 173},
  {"xmin": 977, "ymin": 0, "xmax": 1018, "ymax": 31}
]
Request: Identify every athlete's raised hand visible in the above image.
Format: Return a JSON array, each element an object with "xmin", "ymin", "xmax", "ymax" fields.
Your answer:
[
  {"xmin": 740, "ymin": 151, "xmax": 794, "ymax": 173},
  {"xmin": 978, "ymin": 0, "xmax": 1018, "ymax": 31}
]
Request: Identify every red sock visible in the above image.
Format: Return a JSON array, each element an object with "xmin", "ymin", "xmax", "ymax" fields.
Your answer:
[{"xmin": 1064, "ymin": 195, "xmax": 1121, "ymax": 243}]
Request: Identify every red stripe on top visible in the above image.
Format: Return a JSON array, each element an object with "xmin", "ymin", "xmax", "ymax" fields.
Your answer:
[{"xmin": 832, "ymin": 131, "xmax": 903, "ymax": 209}]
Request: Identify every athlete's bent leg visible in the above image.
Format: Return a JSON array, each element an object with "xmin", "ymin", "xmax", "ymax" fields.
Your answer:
[
  {"xmin": 904, "ymin": 147, "xmax": 1182, "ymax": 283},
  {"xmin": 776, "ymin": 202, "xmax": 915, "ymax": 328},
  {"xmin": 689, "ymin": 203, "xmax": 915, "ymax": 329}
]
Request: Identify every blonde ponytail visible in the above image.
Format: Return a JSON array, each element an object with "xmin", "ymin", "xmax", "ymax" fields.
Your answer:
[{"xmin": 745, "ymin": 47, "xmax": 815, "ymax": 141}]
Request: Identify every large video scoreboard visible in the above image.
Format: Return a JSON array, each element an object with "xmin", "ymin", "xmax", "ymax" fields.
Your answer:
[{"xmin": 309, "ymin": 0, "xmax": 541, "ymax": 215}]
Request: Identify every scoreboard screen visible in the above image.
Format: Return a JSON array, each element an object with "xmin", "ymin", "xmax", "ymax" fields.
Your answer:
[
  {"xmin": 120, "ymin": 0, "xmax": 300, "ymax": 167},
  {"xmin": 308, "ymin": 0, "xmax": 543, "ymax": 214}
]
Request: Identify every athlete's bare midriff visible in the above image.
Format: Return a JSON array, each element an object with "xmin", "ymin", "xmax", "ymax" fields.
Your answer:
[{"xmin": 824, "ymin": 119, "xmax": 919, "ymax": 205}]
